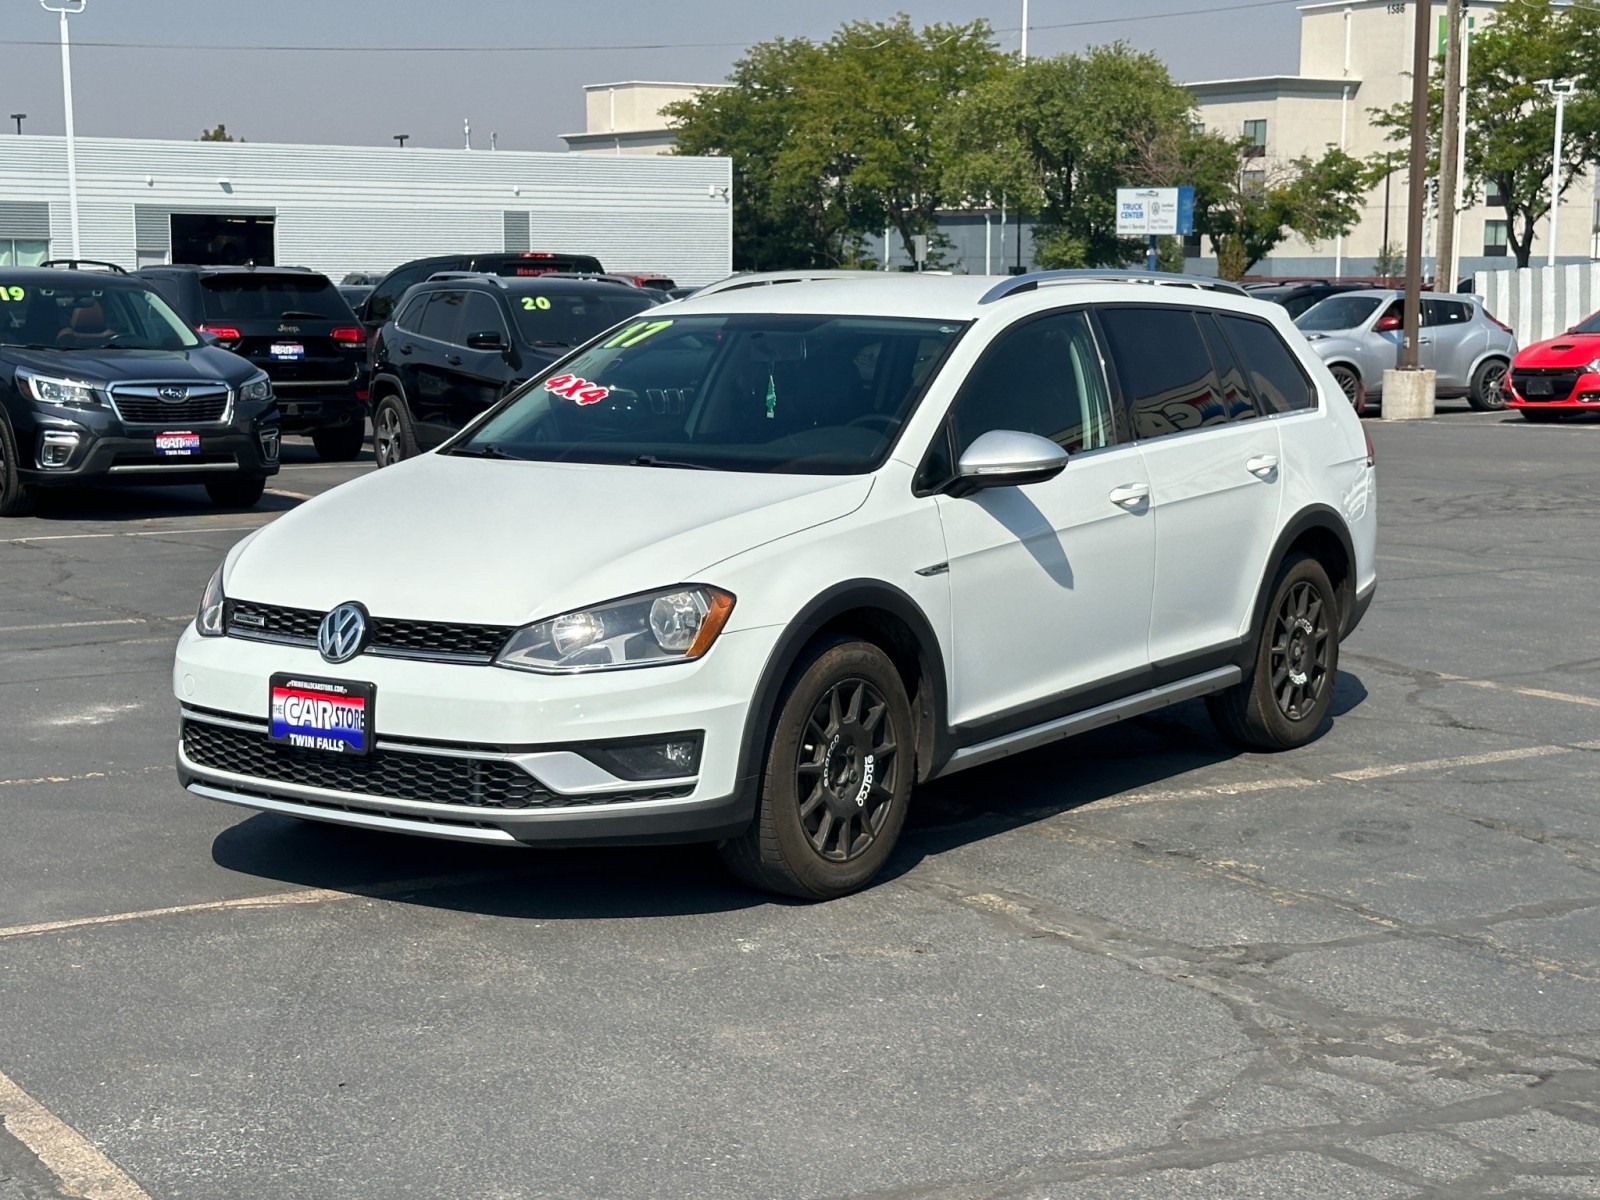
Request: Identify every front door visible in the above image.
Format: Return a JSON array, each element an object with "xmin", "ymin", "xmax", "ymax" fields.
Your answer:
[{"xmin": 932, "ymin": 308, "xmax": 1155, "ymax": 732}]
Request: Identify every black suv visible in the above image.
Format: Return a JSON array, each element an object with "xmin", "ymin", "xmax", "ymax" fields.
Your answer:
[
  {"xmin": 136, "ymin": 265, "xmax": 367, "ymax": 460},
  {"xmin": 359, "ymin": 251, "xmax": 606, "ymax": 332},
  {"xmin": 367, "ymin": 274, "xmax": 657, "ymax": 467},
  {"xmin": 0, "ymin": 266, "xmax": 278, "ymax": 515},
  {"xmin": 1249, "ymin": 282, "xmax": 1378, "ymax": 320}
]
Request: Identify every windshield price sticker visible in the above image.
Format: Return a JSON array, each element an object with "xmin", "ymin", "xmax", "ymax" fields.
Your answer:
[
  {"xmin": 155, "ymin": 431, "xmax": 201, "ymax": 457},
  {"xmin": 520, "ymin": 296, "xmax": 552, "ymax": 311},
  {"xmin": 543, "ymin": 373, "xmax": 611, "ymax": 406},
  {"xmin": 604, "ymin": 320, "xmax": 673, "ymax": 349},
  {"xmin": 0, "ymin": 286, "xmax": 25, "ymax": 302}
]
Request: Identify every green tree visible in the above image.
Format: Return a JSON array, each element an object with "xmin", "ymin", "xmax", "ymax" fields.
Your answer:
[
  {"xmin": 1370, "ymin": 0, "xmax": 1600, "ymax": 268},
  {"xmin": 1200, "ymin": 144, "xmax": 1366, "ymax": 280},
  {"xmin": 936, "ymin": 43, "xmax": 1199, "ymax": 268},
  {"xmin": 199, "ymin": 123, "xmax": 236, "ymax": 142}
]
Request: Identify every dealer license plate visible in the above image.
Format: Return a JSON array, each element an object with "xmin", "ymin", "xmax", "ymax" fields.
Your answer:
[
  {"xmin": 268, "ymin": 674, "xmax": 375, "ymax": 756},
  {"xmin": 1524, "ymin": 377, "xmax": 1553, "ymax": 396},
  {"xmin": 155, "ymin": 430, "xmax": 200, "ymax": 457},
  {"xmin": 270, "ymin": 342, "xmax": 305, "ymax": 360}
]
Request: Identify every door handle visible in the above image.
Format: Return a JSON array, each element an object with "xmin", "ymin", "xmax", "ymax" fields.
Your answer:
[
  {"xmin": 400, "ymin": 344, "xmax": 413, "ymax": 355},
  {"xmin": 1418, "ymin": 337, "xmax": 1432, "ymax": 344},
  {"xmin": 1108, "ymin": 483, "xmax": 1150, "ymax": 507},
  {"xmin": 446, "ymin": 354, "xmax": 462, "ymax": 366},
  {"xmin": 1246, "ymin": 454, "xmax": 1279, "ymax": 477}
]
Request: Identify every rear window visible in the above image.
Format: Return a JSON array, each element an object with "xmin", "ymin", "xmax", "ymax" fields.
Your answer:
[
  {"xmin": 509, "ymin": 289, "xmax": 658, "ymax": 350},
  {"xmin": 1217, "ymin": 315, "xmax": 1317, "ymax": 413},
  {"xmin": 199, "ymin": 274, "xmax": 353, "ymax": 322},
  {"xmin": 489, "ymin": 254, "xmax": 604, "ymax": 278}
]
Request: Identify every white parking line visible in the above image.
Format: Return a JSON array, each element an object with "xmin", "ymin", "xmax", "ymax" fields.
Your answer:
[
  {"xmin": 0, "ymin": 617, "xmax": 189, "ymax": 634},
  {"xmin": 0, "ymin": 525, "xmax": 262, "ymax": 545},
  {"xmin": 1329, "ymin": 744, "xmax": 1574, "ymax": 782},
  {"xmin": 1455, "ymin": 678, "xmax": 1600, "ymax": 710},
  {"xmin": 0, "ymin": 1068, "xmax": 152, "ymax": 1200},
  {"xmin": 0, "ymin": 765, "xmax": 167, "ymax": 789},
  {"xmin": 0, "ymin": 870, "xmax": 506, "ymax": 942}
]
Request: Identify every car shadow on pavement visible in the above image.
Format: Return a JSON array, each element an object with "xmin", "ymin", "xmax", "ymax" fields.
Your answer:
[
  {"xmin": 211, "ymin": 672, "xmax": 1368, "ymax": 918},
  {"xmin": 28, "ymin": 485, "xmax": 303, "ymax": 522}
]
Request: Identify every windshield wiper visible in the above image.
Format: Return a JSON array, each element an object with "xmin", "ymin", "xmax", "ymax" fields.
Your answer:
[
  {"xmin": 628, "ymin": 454, "xmax": 713, "ymax": 471},
  {"xmin": 448, "ymin": 443, "xmax": 520, "ymax": 460},
  {"xmin": 279, "ymin": 310, "xmax": 330, "ymax": 320}
]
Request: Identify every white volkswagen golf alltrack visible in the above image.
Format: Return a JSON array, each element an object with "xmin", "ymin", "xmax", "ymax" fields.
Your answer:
[{"xmin": 174, "ymin": 270, "xmax": 1376, "ymax": 899}]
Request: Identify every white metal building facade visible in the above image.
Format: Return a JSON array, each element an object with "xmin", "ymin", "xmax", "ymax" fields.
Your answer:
[{"xmin": 0, "ymin": 136, "xmax": 733, "ymax": 284}]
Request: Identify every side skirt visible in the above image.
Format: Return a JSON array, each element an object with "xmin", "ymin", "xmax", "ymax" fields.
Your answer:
[{"xmin": 931, "ymin": 666, "xmax": 1242, "ymax": 779}]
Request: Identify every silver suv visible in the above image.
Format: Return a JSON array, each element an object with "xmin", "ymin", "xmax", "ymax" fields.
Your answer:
[{"xmin": 1294, "ymin": 290, "xmax": 1516, "ymax": 416}]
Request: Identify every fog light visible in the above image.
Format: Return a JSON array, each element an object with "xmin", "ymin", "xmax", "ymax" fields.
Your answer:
[
  {"xmin": 37, "ymin": 430, "xmax": 81, "ymax": 469},
  {"xmin": 259, "ymin": 429, "xmax": 280, "ymax": 461},
  {"xmin": 578, "ymin": 734, "xmax": 703, "ymax": 781}
]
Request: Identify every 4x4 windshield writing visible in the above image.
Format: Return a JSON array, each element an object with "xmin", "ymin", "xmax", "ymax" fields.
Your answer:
[
  {"xmin": 455, "ymin": 314, "xmax": 966, "ymax": 474},
  {"xmin": 0, "ymin": 282, "xmax": 198, "ymax": 351},
  {"xmin": 1295, "ymin": 295, "xmax": 1383, "ymax": 332}
]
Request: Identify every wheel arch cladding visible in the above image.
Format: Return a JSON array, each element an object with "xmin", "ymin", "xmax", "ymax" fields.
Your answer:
[
  {"xmin": 736, "ymin": 581, "xmax": 950, "ymax": 808},
  {"xmin": 1246, "ymin": 507, "xmax": 1356, "ymax": 655}
]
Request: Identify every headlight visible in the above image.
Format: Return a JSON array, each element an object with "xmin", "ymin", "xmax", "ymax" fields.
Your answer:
[
  {"xmin": 494, "ymin": 586, "xmax": 735, "ymax": 674},
  {"xmin": 196, "ymin": 566, "xmax": 226, "ymax": 637},
  {"xmin": 239, "ymin": 373, "xmax": 273, "ymax": 403},
  {"xmin": 17, "ymin": 368, "xmax": 100, "ymax": 409}
]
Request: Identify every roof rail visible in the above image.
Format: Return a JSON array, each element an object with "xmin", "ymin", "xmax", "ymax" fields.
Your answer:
[
  {"xmin": 978, "ymin": 270, "xmax": 1248, "ymax": 304},
  {"xmin": 40, "ymin": 258, "xmax": 128, "ymax": 275},
  {"xmin": 690, "ymin": 270, "xmax": 890, "ymax": 299},
  {"xmin": 537, "ymin": 271, "xmax": 641, "ymax": 287},
  {"xmin": 425, "ymin": 271, "xmax": 506, "ymax": 286}
]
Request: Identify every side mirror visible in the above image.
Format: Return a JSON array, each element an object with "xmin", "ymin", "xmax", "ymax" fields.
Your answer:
[
  {"xmin": 466, "ymin": 330, "xmax": 509, "ymax": 352},
  {"xmin": 947, "ymin": 430, "xmax": 1068, "ymax": 497},
  {"xmin": 1374, "ymin": 313, "xmax": 1403, "ymax": 332},
  {"xmin": 197, "ymin": 330, "xmax": 222, "ymax": 347}
]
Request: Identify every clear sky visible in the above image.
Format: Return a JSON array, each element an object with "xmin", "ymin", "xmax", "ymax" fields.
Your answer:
[{"xmin": 0, "ymin": 1, "xmax": 1303, "ymax": 151}]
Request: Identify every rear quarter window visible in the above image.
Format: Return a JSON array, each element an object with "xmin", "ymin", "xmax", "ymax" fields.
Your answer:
[{"xmin": 1217, "ymin": 314, "xmax": 1318, "ymax": 413}]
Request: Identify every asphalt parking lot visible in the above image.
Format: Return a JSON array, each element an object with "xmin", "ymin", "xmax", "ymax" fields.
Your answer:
[{"xmin": 2, "ymin": 412, "xmax": 1598, "ymax": 1200}]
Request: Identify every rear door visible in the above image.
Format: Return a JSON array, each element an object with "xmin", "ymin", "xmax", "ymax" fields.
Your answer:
[
  {"xmin": 1097, "ymin": 305, "xmax": 1284, "ymax": 669},
  {"xmin": 1422, "ymin": 298, "xmax": 1483, "ymax": 388},
  {"xmin": 198, "ymin": 274, "xmax": 362, "ymax": 409},
  {"xmin": 405, "ymin": 290, "xmax": 466, "ymax": 447},
  {"xmin": 444, "ymin": 291, "xmax": 516, "ymax": 430}
]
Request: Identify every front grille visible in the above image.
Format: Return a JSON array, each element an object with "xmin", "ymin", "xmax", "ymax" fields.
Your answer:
[
  {"xmin": 109, "ymin": 383, "xmax": 232, "ymax": 425},
  {"xmin": 182, "ymin": 719, "xmax": 692, "ymax": 811},
  {"xmin": 1511, "ymin": 368, "xmax": 1581, "ymax": 403},
  {"xmin": 226, "ymin": 600, "xmax": 514, "ymax": 663}
]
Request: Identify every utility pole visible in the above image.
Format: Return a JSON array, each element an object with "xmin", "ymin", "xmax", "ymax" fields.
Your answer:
[
  {"xmin": 1435, "ymin": 0, "xmax": 1463, "ymax": 295},
  {"xmin": 392, "ymin": 133, "xmax": 409, "ymax": 148},
  {"xmin": 1400, "ymin": 0, "xmax": 1431, "ymax": 370},
  {"xmin": 8, "ymin": 114, "xmax": 24, "ymax": 135}
]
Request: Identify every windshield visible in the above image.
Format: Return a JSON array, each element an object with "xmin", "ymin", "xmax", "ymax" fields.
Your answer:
[
  {"xmin": 509, "ymin": 289, "xmax": 658, "ymax": 348},
  {"xmin": 0, "ymin": 279, "xmax": 199, "ymax": 351},
  {"xmin": 455, "ymin": 313, "xmax": 966, "ymax": 474},
  {"xmin": 1295, "ymin": 295, "xmax": 1383, "ymax": 332},
  {"xmin": 1570, "ymin": 310, "xmax": 1600, "ymax": 334},
  {"xmin": 199, "ymin": 274, "xmax": 353, "ymax": 322}
]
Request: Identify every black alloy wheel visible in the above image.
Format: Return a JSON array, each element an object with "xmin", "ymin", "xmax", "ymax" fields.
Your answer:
[
  {"xmin": 1468, "ymin": 359, "xmax": 1509, "ymax": 412},
  {"xmin": 1329, "ymin": 364, "xmax": 1366, "ymax": 417},
  {"xmin": 720, "ymin": 638, "xmax": 915, "ymax": 900},
  {"xmin": 1207, "ymin": 553, "xmax": 1340, "ymax": 750},
  {"xmin": 0, "ymin": 417, "xmax": 38, "ymax": 517},
  {"xmin": 372, "ymin": 397, "xmax": 416, "ymax": 468}
]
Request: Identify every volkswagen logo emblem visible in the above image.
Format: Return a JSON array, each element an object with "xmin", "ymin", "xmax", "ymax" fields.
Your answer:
[
  {"xmin": 317, "ymin": 602, "xmax": 369, "ymax": 664},
  {"xmin": 158, "ymin": 385, "xmax": 189, "ymax": 404}
]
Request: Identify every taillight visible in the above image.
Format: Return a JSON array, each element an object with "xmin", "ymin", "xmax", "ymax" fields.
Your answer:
[
  {"xmin": 1363, "ymin": 429, "xmax": 1375, "ymax": 468},
  {"xmin": 331, "ymin": 326, "xmax": 363, "ymax": 344},
  {"xmin": 199, "ymin": 323, "xmax": 242, "ymax": 345},
  {"xmin": 1485, "ymin": 310, "xmax": 1514, "ymax": 334}
]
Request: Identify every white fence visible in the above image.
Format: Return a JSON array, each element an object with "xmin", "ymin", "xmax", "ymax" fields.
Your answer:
[{"xmin": 1473, "ymin": 264, "xmax": 1600, "ymax": 347}]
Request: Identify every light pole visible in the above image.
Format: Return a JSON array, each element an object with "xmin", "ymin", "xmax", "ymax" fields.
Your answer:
[
  {"xmin": 1020, "ymin": 0, "xmax": 1028, "ymax": 62},
  {"xmin": 40, "ymin": 0, "xmax": 85, "ymax": 259},
  {"xmin": 1537, "ymin": 77, "xmax": 1578, "ymax": 267},
  {"xmin": 9, "ymin": 114, "xmax": 24, "ymax": 135},
  {"xmin": 393, "ymin": 134, "xmax": 409, "ymax": 148}
]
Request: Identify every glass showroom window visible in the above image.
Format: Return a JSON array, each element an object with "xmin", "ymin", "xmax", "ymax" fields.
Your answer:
[
  {"xmin": 1483, "ymin": 220, "xmax": 1508, "ymax": 258},
  {"xmin": 0, "ymin": 238, "xmax": 48, "ymax": 267}
]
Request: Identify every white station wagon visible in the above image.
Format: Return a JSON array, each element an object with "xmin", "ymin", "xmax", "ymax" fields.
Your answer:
[{"xmin": 175, "ymin": 270, "xmax": 1377, "ymax": 899}]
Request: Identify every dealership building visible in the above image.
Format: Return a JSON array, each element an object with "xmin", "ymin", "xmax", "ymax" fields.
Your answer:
[{"xmin": 0, "ymin": 135, "xmax": 733, "ymax": 284}]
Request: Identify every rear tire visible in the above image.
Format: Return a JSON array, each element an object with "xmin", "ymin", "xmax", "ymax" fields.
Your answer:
[
  {"xmin": 718, "ymin": 638, "xmax": 914, "ymax": 900},
  {"xmin": 206, "ymin": 475, "xmax": 266, "ymax": 509},
  {"xmin": 0, "ymin": 417, "xmax": 38, "ymax": 517},
  {"xmin": 311, "ymin": 418, "xmax": 366, "ymax": 461},
  {"xmin": 1207, "ymin": 553, "xmax": 1339, "ymax": 751},
  {"xmin": 372, "ymin": 396, "xmax": 417, "ymax": 468},
  {"xmin": 1329, "ymin": 364, "xmax": 1367, "ymax": 417},
  {"xmin": 1468, "ymin": 359, "xmax": 1509, "ymax": 411}
]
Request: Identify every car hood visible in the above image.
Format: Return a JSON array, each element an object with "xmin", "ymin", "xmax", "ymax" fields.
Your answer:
[
  {"xmin": 225, "ymin": 454, "xmax": 874, "ymax": 626},
  {"xmin": 4, "ymin": 345, "xmax": 252, "ymax": 384},
  {"xmin": 1513, "ymin": 333, "xmax": 1600, "ymax": 368}
]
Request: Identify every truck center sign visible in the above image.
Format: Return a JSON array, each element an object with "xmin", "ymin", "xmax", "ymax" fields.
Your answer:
[{"xmin": 1115, "ymin": 187, "xmax": 1195, "ymax": 237}]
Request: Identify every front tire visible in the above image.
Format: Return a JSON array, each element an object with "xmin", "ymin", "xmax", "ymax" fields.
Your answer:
[
  {"xmin": 206, "ymin": 475, "xmax": 267, "ymax": 509},
  {"xmin": 719, "ymin": 638, "xmax": 914, "ymax": 900},
  {"xmin": 1329, "ymin": 364, "xmax": 1367, "ymax": 417},
  {"xmin": 0, "ymin": 417, "xmax": 38, "ymax": 517},
  {"xmin": 1468, "ymin": 359, "xmax": 1509, "ymax": 411},
  {"xmin": 1207, "ymin": 553, "xmax": 1340, "ymax": 751},
  {"xmin": 372, "ymin": 396, "xmax": 417, "ymax": 468},
  {"xmin": 311, "ymin": 418, "xmax": 366, "ymax": 461}
]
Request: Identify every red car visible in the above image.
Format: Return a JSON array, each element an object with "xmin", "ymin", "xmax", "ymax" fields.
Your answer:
[{"xmin": 1507, "ymin": 312, "xmax": 1600, "ymax": 421}]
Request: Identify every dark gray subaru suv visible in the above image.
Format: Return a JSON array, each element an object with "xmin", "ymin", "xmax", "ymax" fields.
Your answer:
[{"xmin": 0, "ymin": 265, "xmax": 279, "ymax": 515}]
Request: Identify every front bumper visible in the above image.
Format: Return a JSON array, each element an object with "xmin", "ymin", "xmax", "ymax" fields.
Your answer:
[
  {"xmin": 172, "ymin": 623, "xmax": 777, "ymax": 846},
  {"xmin": 18, "ymin": 404, "xmax": 279, "ymax": 486},
  {"xmin": 1507, "ymin": 371, "xmax": 1600, "ymax": 409}
]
